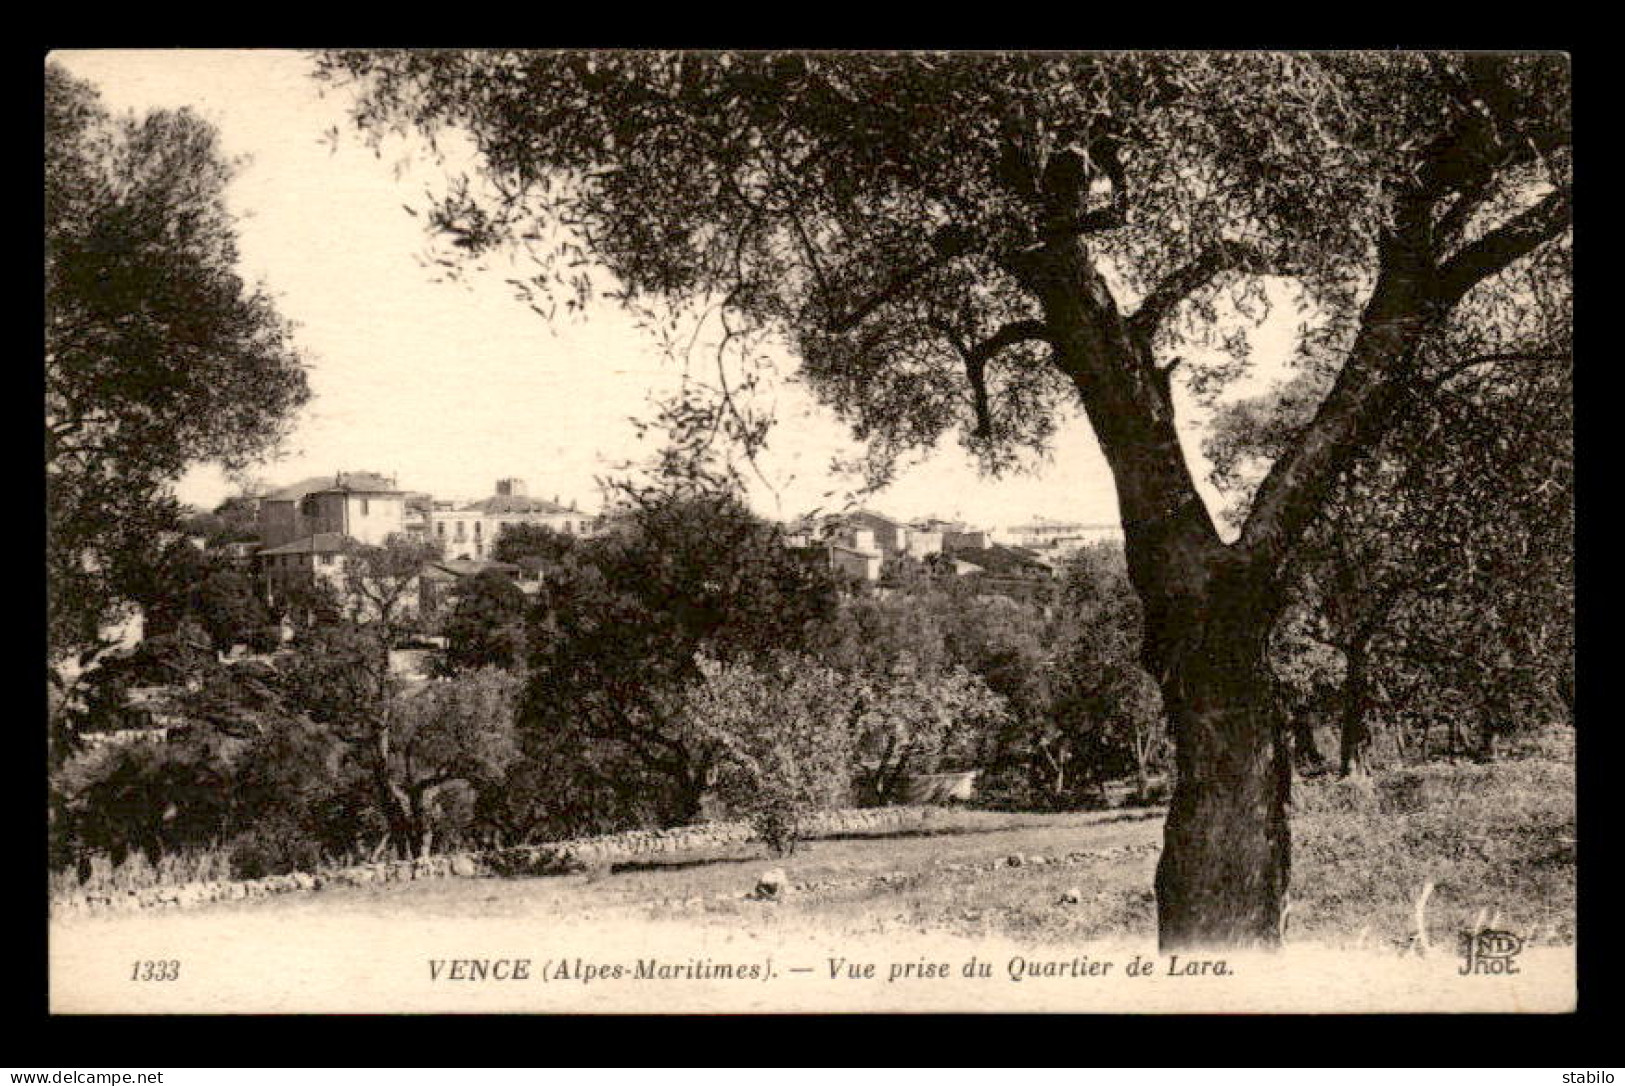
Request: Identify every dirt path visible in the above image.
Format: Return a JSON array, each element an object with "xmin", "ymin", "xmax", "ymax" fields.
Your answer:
[{"xmin": 50, "ymin": 806, "xmax": 1575, "ymax": 1012}]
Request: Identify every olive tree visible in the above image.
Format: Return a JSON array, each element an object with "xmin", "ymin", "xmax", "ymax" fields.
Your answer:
[
  {"xmin": 318, "ymin": 50, "xmax": 1571, "ymax": 948},
  {"xmin": 681, "ymin": 652, "xmax": 861, "ymax": 853},
  {"xmin": 269, "ymin": 627, "xmax": 520, "ymax": 859},
  {"xmin": 522, "ymin": 492, "xmax": 839, "ymax": 826},
  {"xmin": 1207, "ymin": 332, "xmax": 1572, "ymax": 775},
  {"xmin": 46, "ymin": 62, "xmax": 309, "ymax": 665}
]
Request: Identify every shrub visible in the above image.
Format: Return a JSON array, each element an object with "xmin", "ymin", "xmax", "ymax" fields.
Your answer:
[
  {"xmin": 230, "ymin": 717, "xmax": 381, "ymax": 865},
  {"xmin": 443, "ymin": 570, "xmax": 527, "ymax": 671},
  {"xmin": 52, "ymin": 732, "xmax": 242, "ymax": 870},
  {"xmin": 228, "ymin": 819, "xmax": 328, "ymax": 879},
  {"xmin": 51, "ymin": 847, "xmax": 233, "ymax": 899},
  {"xmin": 682, "ymin": 653, "xmax": 861, "ymax": 853},
  {"xmin": 855, "ymin": 659, "xmax": 1010, "ymax": 805},
  {"xmin": 471, "ymin": 756, "xmax": 657, "ymax": 847}
]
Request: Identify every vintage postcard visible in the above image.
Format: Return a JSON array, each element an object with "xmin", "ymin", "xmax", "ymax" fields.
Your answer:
[{"xmin": 46, "ymin": 48, "xmax": 1574, "ymax": 1014}]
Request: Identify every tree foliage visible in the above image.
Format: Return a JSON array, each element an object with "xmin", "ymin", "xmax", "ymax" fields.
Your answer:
[
  {"xmin": 216, "ymin": 625, "xmax": 521, "ymax": 859},
  {"xmin": 491, "ymin": 522, "xmax": 578, "ymax": 573},
  {"xmin": 522, "ymin": 491, "xmax": 839, "ymax": 825},
  {"xmin": 443, "ymin": 569, "xmax": 528, "ymax": 671},
  {"xmin": 126, "ymin": 539, "xmax": 270, "ymax": 652},
  {"xmin": 681, "ymin": 652, "xmax": 860, "ymax": 852},
  {"xmin": 52, "ymin": 731, "xmax": 243, "ymax": 871},
  {"xmin": 179, "ymin": 494, "xmax": 264, "ymax": 548},
  {"xmin": 1208, "ymin": 341, "xmax": 1573, "ymax": 771},
  {"xmin": 318, "ymin": 51, "xmax": 1565, "ymax": 482},
  {"xmin": 225, "ymin": 717, "xmax": 376, "ymax": 877},
  {"xmin": 337, "ymin": 533, "xmax": 443, "ymax": 639},
  {"xmin": 46, "ymin": 62, "xmax": 310, "ymax": 660},
  {"xmin": 852, "ymin": 657, "xmax": 1010, "ymax": 806},
  {"xmin": 810, "ymin": 586, "xmax": 1049, "ymax": 791},
  {"xmin": 1038, "ymin": 543, "xmax": 1166, "ymax": 803},
  {"xmin": 385, "ymin": 667, "xmax": 522, "ymax": 851}
]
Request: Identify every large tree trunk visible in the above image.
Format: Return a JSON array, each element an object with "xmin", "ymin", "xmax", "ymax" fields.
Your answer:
[
  {"xmin": 1013, "ymin": 229, "xmax": 1295, "ymax": 949},
  {"xmin": 1151, "ymin": 572, "xmax": 1292, "ymax": 951},
  {"xmin": 1004, "ymin": 134, "xmax": 1558, "ymax": 948}
]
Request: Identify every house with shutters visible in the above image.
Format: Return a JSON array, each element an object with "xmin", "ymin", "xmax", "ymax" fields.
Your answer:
[
  {"xmin": 257, "ymin": 471, "xmax": 407, "ymax": 550},
  {"xmin": 255, "ymin": 472, "xmax": 410, "ymax": 614},
  {"xmin": 258, "ymin": 531, "xmax": 351, "ymax": 605},
  {"xmin": 430, "ymin": 478, "xmax": 596, "ymax": 560}
]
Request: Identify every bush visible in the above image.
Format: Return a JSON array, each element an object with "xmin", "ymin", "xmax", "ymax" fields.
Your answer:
[
  {"xmin": 443, "ymin": 570, "xmax": 527, "ymax": 671},
  {"xmin": 682, "ymin": 653, "xmax": 860, "ymax": 853},
  {"xmin": 747, "ymin": 795, "xmax": 803, "ymax": 856},
  {"xmin": 471, "ymin": 757, "xmax": 656, "ymax": 847},
  {"xmin": 231, "ymin": 717, "xmax": 386, "ymax": 867},
  {"xmin": 50, "ymin": 710, "xmax": 384, "ymax": 881},
  {"xmin": 228, "ymin": 819, "xmax": 328, "ymax": 879},
  {"xmin": 51, "ymin": 847, "xmax": 234, "ymax": 899},
  {"xmin": 52, "ymin": 733, "xmax": 242, "ymax": 871},
  {"xmin": 855, "ymin": 659, "xmax": 1010, "ymax": 805}
]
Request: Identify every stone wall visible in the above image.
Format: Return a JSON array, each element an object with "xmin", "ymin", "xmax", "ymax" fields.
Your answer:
[{"xmin": 52, "ymin": 806, "xmax": 947, "ymax": 917}]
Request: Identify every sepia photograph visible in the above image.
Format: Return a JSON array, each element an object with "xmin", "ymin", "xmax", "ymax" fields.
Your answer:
[{"xmin": 44, "ymin": 48, "xmax": 1574, "ymax": 1014}]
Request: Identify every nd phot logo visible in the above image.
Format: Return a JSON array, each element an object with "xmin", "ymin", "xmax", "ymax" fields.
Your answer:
[{"xmin": 1457, "ymin": 928, "xmax": 1523, "ymax": 975}]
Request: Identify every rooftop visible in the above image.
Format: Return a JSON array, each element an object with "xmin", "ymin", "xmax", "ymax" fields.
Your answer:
[
  {"xmin": 265, "ymin": 472, "xmax": 402, "ymax": 501},
  {"xmin": 457, "ymin": 494, "xmax": 576, "ymax": 516},
  {"xmin": 1005, "ymin": 517, "xmax": 1120, "ymax": 532},
  {"xmin": 258, "ymin": 532, "xmax": 349, "ymax": 556},
  {"xmin": 421, "ymin": 559, "xmax": 523, "ymax": 580},
  {"xmin": 845, "ymin": 508, "xmax": 905, "ymax": 527}
]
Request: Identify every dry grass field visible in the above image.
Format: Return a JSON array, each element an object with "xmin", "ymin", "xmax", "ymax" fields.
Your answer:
[
  {"xmin": 53, "ymin": 755, "xmax": 1574, "ymax": 947},
  {"xmin": 50, "ymin": 754, "xmax": 1575, "ymax": 1012}
]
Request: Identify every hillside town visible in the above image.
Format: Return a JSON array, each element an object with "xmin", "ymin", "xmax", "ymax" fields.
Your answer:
[
  {"xmin": 60, "ymin": 466, "xmax": 1129, "ymax": 754},
  {"xmin": 109, "ymin": 470, "xmax": 1125, "ymax": 655}
]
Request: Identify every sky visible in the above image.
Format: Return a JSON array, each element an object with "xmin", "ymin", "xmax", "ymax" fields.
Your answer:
[{"xmin": 50, "ymin": 49, "xmax": 1296, "ymax": 531}]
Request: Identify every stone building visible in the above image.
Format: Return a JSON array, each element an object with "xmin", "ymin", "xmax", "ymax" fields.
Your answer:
[
  {"xmin": 257, "ymin": 471, "xmax": 406, "ymax": 550},
  {"xmin": 998, "ymin": 517, "xmax": 1124, "ymax": 554},
  {"xmin": 258, "ymin": 531, "xmax": 351, "ymax": 603},
  {"xmin": 431, "ymin": 478, "xmax": 596, "ymax": 561}
]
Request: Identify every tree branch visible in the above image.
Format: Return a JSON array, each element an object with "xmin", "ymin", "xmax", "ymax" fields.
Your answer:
[
  {"xmin": 412, "ymin": 772, "xmax": 459, "ymax": 795},
  {"xmin": 932, "ymin": 318, "xmax": 1055, "ymax": 438},
  {"xmin": 1128, "ymin": 239, "xmax": 1266, "ymax": 347},
  {"xmin": 1435, "ymin": 186, "xmax": 1571, "ymax": 305},
  {"xmin": 1236, "ymin": 201, "xmax": 1439, "ymax": 569},
  {"xmin": 1231, "ymin": 174, "xmax": 1572, "ymax": 575},
  {"xmin": 581, "ymin": 694, "xmax": 690, "ymax": 771},
  {"xmin": 1417, "ymin": 350, "xmax": 1569, "ymax": 391},
  {"xmin": 1433, "ymin": 176, "xmax": 1493, "ymax": 252},
  {"xmin": 1035, "ymin": 138, "xmax": 1131, "ymax": 241},
  {"xmin": 828, "ymin": 225, "xmax": 978, "ymax": 334}
]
